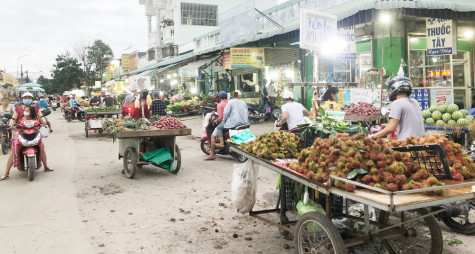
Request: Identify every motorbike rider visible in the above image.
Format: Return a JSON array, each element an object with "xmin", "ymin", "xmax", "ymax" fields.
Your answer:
[
  {"xmin": 205, "ymin": 91, "xmax": 229, "ymax": 161},
  {"xmin": 89, "ymin": 94, "xmax": 101, "ymax": 107},
  {"xmin": 211, "ymin": 91, "xmax": 249, "ymax": 159},
  {"xmin": 370, "ymin": 76, "xmax": 424, "ymax": 140},
  {"xmin": 35, "ymin": 94, "xmax": 53, "ymax": 132},
  {"xmin": 276, "ymin": 90, "xmax": 311, "ymax": 131},
  {"xmin": 0, "ymin": 92, "xmax": 53, "ymax": 181},
  {"xmin": 69, "ymin": 94, "xmax": 82, "ymax": 117}
]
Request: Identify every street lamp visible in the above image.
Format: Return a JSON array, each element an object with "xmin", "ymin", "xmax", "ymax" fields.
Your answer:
[{"xmin": 17, "ymin": 54, "xmax": 32, "ymax": 79}]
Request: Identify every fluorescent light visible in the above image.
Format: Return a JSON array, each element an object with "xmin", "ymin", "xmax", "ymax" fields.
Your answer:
[
  {"xmin": 464, "ymin": 30, "xmax": 474, "ymax": 40},
  {"xmin": 379, "ymin": 12, "xmax": 391, "ymax": 24}
]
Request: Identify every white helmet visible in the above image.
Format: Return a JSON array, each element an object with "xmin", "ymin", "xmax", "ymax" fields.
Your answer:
[
  {"xmin": 22, "ymin": 92, "xmax": 33, "ymax": 98},
  {"xmin": 283, "ymin": 90, "xmax": 294, "ymax": 100},
  {"xmin": 105, "ymin": 92, "xmax": 111, "ymax": 96}
]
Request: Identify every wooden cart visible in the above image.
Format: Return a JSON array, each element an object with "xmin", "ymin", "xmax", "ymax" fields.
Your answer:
[
  {"xmin": 229, "ymin": 145, "xmax": 475, "ymax": 254},
  {"xmin": 117, "ymin": 128, "xmax": 191, "ymax": 179},
  {"xmin": 85, "ymin": 111, "xmax": 121, "ymax": 137}
]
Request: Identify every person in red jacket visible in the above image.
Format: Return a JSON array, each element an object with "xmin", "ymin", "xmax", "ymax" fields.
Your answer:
[{"xmin": 205, "ymin": 91, "xmax": 229, "ymax": 161}]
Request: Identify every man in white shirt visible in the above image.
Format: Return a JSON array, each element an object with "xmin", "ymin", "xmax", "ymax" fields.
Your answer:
[{"xmin": 276, "ymin": 90, "xmax": 310, "ymax": 131}]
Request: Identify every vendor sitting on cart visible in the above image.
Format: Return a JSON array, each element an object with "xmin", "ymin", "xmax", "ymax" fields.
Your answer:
[
  {"xmin": 321, "ymin": 87, "xmax": 341, "ymax": 111},
  {"xmin": 205, "ymin": 91, "xmax": 229, "ymax": 161},
  {"xmin": 370, "ymin": 76, "xmax": 424, "ymax": 140},
  {"xmin": 276, "ymin": 90, "xmax": 311, "ymax": 132}
]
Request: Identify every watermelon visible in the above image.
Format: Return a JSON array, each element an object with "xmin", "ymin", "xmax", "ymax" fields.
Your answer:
[
  {"xmin": 437, "ymin": 104, "xmax": 448, "ymax": 113},
  {"xmin": 452, "ymin": 111, "xmax": 464, "ymax": 120},
  {"xmin": 446, "ymin": 104, "xmax": 459, "ymax": 114},
  {"xmin": 460, "ymin": 109, "xmax": 469, "ymax": 117},
  {"xmin": 442, "ymin": 113, "xmax": 452, "ymax": 122},
  {"xmin": 457, "ymin": 118, "xmax": 470, "ymax": 127},
  {"xmin": 431, "ymin": 111, "xmax": 442, "ymax": 121},
  {"xmin": 465, "ymin": 115, "xmax": 474, "ymax": 122},
  {"xmin": 425, "ymin": 118, "xmax": 435, "ymax": 125},
  {"xmin": 447, "ymin": 120, "xmax": 457, "ymax": 126},
  {"xmin": 429, "ymin": 105, "xmax": 438, "ymax": 112},
  {"xmin": 421, "ymin": 110, "xmax": 432, "ymax": 119},
  {"xmin": 435, "ymin": 120, "xmax": 445, "ymax": 126}
]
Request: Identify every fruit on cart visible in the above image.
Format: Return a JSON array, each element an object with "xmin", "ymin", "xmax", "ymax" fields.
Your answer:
[
  {"xmin": 431, "ymin": 111, "xmax": 442, "ymax": 120},
  {"xmin": 421, "ymin": 110, "xmax": 432, "ymax": 119},
  {"xmin": 442, "ymin": 113, "xmax": 452, "ymax": 122},
  {"xmin": 85, "ymin": 106, "xmax": 120, "ymax": 112},
  {"xmin": 151, "ymin": 116, "xmax": 187, "ymax": 129},
  {"xmin": 446, "ymin": 120, "xmax": 456, "ymax": 126},
  {"xmin": 345, "ymin": 102, "xmax": 381, "ymax": 116},
  {"xmin": 460, "ymin": 109, "xmax": 469, "ymax": 116},
  {"xmin": 465, "ymin": 115, "xmax": 475, "ymax": 122},
  {"xmin": 452, "ymin": 111, "xmax": 464, "ymax": 120},
  {"xmin": 429, "ymin": 105, "xmax": 438, "ymax": 112},
  {"xmin": 425, "ymin": 118, "xmax": 435, "ymax": 125},
  {"xmin": 435, "ymin": 120, "xmax": 445, "ymax": 126},
  {"xmin": 446, "ymin": 104, "xmax": 459, "ymax": 114},
  {"xmin": 437, "ymin": 104, "xmax": 448, "ymax": 113},
  {"xmin": 240, "ymin": 131, "xmax": 302, "ymax": 160},
  {"xmin": 457, "ymin": 118, "xmax": 470, "ymax": 127}
]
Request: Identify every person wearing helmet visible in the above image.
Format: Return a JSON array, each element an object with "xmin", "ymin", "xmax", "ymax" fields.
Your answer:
[
  {"xmin": 370, "ymin": 77, "xmax": 424, "ymax": 140},
  {"xmin": 150, "ymin": 91, "xmax": 167, "ymax": 117},
  {"xmin": 205, "ymin": 91, "xmax": 229, "ymax": 160},
  {"xmin": 1, "ymin": 92, "xmax": 52, "ymax": 180},
  {"xmin": 101, "ymin": 92, "xmax": 115, "ymax": 107},
  {"xmin": 276, "ymin": 90, "xmax": 311, "ymax": 131}
]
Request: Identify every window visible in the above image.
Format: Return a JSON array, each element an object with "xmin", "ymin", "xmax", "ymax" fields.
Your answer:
[{"xmin": 181, "ymin": 3, "xmax": 217, "ymax": 26}]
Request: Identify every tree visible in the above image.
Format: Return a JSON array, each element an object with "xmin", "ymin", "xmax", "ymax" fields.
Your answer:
[
  {"xmin": 37, "ymin": 75, "xmax": 56, "ymax": 94},
  {"xmin": 75, "ymin": 40, "xmax": 113, "ymax": 87},
  {"xmin": 51, "ymin": 51, "xmax": 83, "ymax": 93}
]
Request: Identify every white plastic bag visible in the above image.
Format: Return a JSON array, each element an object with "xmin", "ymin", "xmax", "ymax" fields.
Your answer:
[
  {"xmin": 231, "ymin": 161, "xmax": 259, "ymax": 213},
  {"xmin": 40, "ymin": 125, "xmax": 49, "ymax": 138}
]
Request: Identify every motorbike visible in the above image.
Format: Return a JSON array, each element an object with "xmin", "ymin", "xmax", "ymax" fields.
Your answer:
[
  {"xmin": 200, "ymin": 111, "xmax": 249, "ymax": 162},
  {"xmin": 51, "ymin": 100, "xmax": 59, "ymax": 111},
  {"xmin": 247, "ymin": 97, "xmax": 281, "ymax": 121},
  {"xmin": 64, "ymin": 106, "xmax": 85, "ymax": 122},
  {"xmin": 0, "ymin": 113, "xmax": 12, "ymax": 154}
]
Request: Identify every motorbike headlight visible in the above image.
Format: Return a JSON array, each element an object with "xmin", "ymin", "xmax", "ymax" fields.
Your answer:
[{"xmin": 24, "ymin": 120, "xmax": 35, "ymax": 128}]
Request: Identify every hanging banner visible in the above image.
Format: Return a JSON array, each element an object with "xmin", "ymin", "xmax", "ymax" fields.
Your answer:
[
  {"xmin": 230, "ymin": 48, "xmax": 265, "ymax": 68},
  {"xmin": 299, "ymin": 9, "xmax": 337, "ymax": 51},
  {"xmin": 430, "ymin": 88, "xmax": 453, "ymax": 106},
  {"xmin": 426, "ymin": 18, "xmax": 457, "ymax": 55},
  {"xmin": 336, "ymin": 26, "xmax": 356, "ymax": 59},
  {"xmin": 350, "ymin": 89, "xmax": 373, "ymax": 104},
  {"xmin": 129, "ymin": 76, "xmax": 151, "ymax": 91},
  {"xmin": 114, "ymin": 81, "xmax": 124, "ymax": 93},
  {"xmin": 121, "ymin": 54, "xmax": 130, "ymax": 74},
  {"xmin": 412, "ymin": 88, "xmax": 430, "ymax": 110},
  {"xmin": 223, "ymin": 52, "xmax": 231, "ymax": 69},
  {"xmin": 129, "ymin": 51, "xmax": 138, "ymax": 71},
  {"xmin": 1, "ymin": 72, "xmax": 18, "ymax": 86}
]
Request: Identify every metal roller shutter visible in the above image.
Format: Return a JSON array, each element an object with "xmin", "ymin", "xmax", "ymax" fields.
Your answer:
[
  {"xmin": 231, "ymin": 68, "xmax": 260, "ymax": 76},
  {"xmin": 265, "ymin": 48, "xmax": 300, "ymax": 66}
]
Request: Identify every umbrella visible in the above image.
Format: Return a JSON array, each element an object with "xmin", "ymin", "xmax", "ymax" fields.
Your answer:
[
  {"xmin": 17, "ymin": 87, "xmax": 45, "ymax": 92},
  {"xmin": 18, "ymin": 82, "xmax": 43, "ymax": 88}
]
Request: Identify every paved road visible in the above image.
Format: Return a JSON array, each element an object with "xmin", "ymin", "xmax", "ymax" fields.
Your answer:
[{"xmin": 0, "ymin": 110, "xmax": 472, "ymax": 253}]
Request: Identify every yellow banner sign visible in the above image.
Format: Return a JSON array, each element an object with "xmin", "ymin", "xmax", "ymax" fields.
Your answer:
[
  {"xmin": 230, "ymin": 48, "xmax": 265, "ymax": 68},
  {"xmin": 115, "ymin": 81, "xmax": 124, "ymax": 93},
  {"xmin": 223, "ymin": 52, "xmax": 231, "ymax": 69},
  {"xmin": 1, "ymin": 72, "xmax": 18, "ymax": 86},
  {"xmin": 121, "ymin": 54, "xmax": 130, "ymax": 74},
  {"xmin": 129, "ymin": 51, "xmax": 138, "ymax": 71}
]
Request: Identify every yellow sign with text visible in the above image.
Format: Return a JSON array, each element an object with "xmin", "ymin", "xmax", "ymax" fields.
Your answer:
[{"xmin": 230, "ymin": 48, "xmax": 265, "ymax": 68}]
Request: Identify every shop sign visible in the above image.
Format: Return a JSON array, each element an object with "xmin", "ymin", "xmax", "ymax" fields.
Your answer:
[
  {"xmin": 114, "ymin": 81, "xmax": 124, "ymax": 93},
  {"xmin": 350, "ymin": 89, "xmax": 373, "ymax": 104},
  {"xmin": 121, "ymin": 54, "xmax": 130, "ymax": 74},
  {"xmin": 129, "ymin": 75, "xmax": 151, "ymax": 91},
  {"xmin": 299, "ymin": 9, "xmax": 337, "ymax": 51},
  {"xmin": 1, "ymin": 72, "xmax": 18, "ymax": 86},
  {"xmin": 94, "ymin": 81, "xmax": 101, "ymax": 88},
  {"xmin": 223, "ymin": 52, "xmax": 231, "ymax": 69},
  {"xmin": 342, "ymin": 90, "xmax": 351, "ymax": 105},
  {"xmin": 426, "ymin": 18, "xmax": 457, "ymax": 55},
  {"xmin": 427, "ymin": 69, "xmax": 451, "ymax": 78},
  {"xmin": 230, "ymin": 48, "xmax": 265, "ymax": 68},
  {"xmin": 336, "ymin": 26, "xmax": 356, "ymax": 59},
  {"xmin": 129, "ymin": 51, "xmax": 138, "ymax": 71},
  {"xmin": 430, "ymin": 88, "xmax": 453, "ymax": 106},
  {"xmin": 412, "ymin": 88, "xmax": 430, "ymax": 110}
]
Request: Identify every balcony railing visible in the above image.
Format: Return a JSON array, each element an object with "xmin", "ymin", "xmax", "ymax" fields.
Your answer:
[{"xmin": 163, "ymin": 26, "xmax": 175, "ymax": 45}]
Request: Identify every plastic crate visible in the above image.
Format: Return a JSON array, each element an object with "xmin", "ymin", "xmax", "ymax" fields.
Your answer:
[
  {"xmin": 280, "ymin": 175, "xmax": 297, "ymax": 212},
  {"xmin": 391, "ymin": 144, "xmax": 452, "ymax": 180}
]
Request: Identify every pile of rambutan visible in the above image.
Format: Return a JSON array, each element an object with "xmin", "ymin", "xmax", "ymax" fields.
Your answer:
[{"xmin": 239, "ymin": 131, "xmax": 302, "ymax": 160}]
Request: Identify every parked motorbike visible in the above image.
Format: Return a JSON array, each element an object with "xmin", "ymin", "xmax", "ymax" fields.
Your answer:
[
  {"xmin": 64, "ymin": 106, "xmax": 85, "ymax": 122},
  {"xmin": 247, "ymin": 97, "xmax": 281, "ymax": 121},
  {"xmin": 200, "ymin": 111, "xmax": 249, "ymax": 162},
  {"xmin": 432, "ymin": 202, "xmax": 475, "ymax": 235},
  {"xmin": 0, "ymin": 113, "xmax": 12, "ymax": 154}
]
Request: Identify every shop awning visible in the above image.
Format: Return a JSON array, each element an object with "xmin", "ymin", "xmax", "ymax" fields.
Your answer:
[{"xmin": 178, "ymin": 57, "xmax": 217, "ymax": 78}]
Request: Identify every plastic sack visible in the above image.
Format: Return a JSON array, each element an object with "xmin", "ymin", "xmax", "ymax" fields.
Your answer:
[
  {"xmin": 230, "ymin": 129, "xmax": 256, "ymax": 144},
  {"xmin": 141, "ymin": 147, "xmax": 173, "ymax": 170},
  {"xmin": 40, "ymin": 125, "xmax": 49, "ymax": 138},
  {"xmin": 232, "ymin": 161, "xmax": 259, "ymax": 213},
  {"xmin": 296, "ymin": 199, "xmax": 326, "ymax": 232}
]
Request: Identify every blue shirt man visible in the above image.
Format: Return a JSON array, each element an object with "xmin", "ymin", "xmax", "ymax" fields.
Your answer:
[
  {"xmin": 36, "ymin": 96, "xmax": 49, "ymax": 109},
  {"xmin": 70, "ymin": 96, "xmax": 80, "ymax": 108}
]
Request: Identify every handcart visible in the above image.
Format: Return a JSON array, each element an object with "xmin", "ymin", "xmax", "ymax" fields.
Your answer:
[
  {"xmin": 85, "ymin": 111, "xmax": 121, "ymax": 137},
  {"xmin": 229, "ymin": 144, "xmax": 475, "ymax": 254},
  {"xmin": 425, "ymin": 125, "xmax": 471, "ymax": 149},
  {"xmin": 117, "ymin": 128, "xmax": 191, "ymax": 179}
]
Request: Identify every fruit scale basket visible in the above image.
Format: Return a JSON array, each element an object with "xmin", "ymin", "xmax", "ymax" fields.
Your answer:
[{"xmin": 229, "ymin": 144, "xmax": 475, "ymax": 254}]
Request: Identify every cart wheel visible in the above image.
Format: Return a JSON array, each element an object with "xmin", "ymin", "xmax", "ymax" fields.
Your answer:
[
  {"xmin": 441, "ymin": 201, "xmax": 475, "ymax": 235},
  {"xmin": 379, "ymin": 208, "xmax": 442, "ymax": 254},
  {"xmin": 294, "ymin": 211, "xmax": 346, "ymax": 254},
  {"xmin": 279, "ymin": 215, "xmax": 290, "ymax": 237},
  {"xmin": 169, "ymin": 145, "xmax": 181, "ymax": 174},
  {"xmin": 200, "ymin": 140, "xmax": 211, "ymax": 155},
  {"xmin": 123, "ymin": 147, "xmax": 138, "ymax": 179},
  {"xmin": 85, "ymin": 122, "xmax": 89, "ymax": 137},
  {"xmin": 235, "ymin": 154, "xmax": 248, "ymax": 163}
]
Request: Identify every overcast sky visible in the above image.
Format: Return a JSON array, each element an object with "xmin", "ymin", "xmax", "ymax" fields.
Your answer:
[{"xmin": 0, "ymin": 0, "xmax": 147, "ymax": 80}]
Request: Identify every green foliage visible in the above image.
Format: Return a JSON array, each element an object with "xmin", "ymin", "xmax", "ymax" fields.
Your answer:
[
  {"xmin": 51, "ymin": 51, "xmax": 83, "ymax": 93},
  {"xmin": 37, "ymin": 75, "xmax": 56, "ymax": 94},
  {"xmin": 75, "ymin": 39, "xmax": 114, "ymax": 87}
]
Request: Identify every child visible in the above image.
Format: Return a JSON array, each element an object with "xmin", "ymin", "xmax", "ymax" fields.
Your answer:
[{"xmin": 23, "ymin": 105, "xmax": 38, "ymax": 121}]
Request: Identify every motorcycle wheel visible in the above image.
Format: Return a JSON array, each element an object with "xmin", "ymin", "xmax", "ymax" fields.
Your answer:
[
  {"xmin": 1, "ymin": 136, "xmax": 8, "ymax": 155},
  {"xmin": 200, "ymin": 140, "xmax": 211, "ymax": 155},
  {"xmin": 235, "ymin": 154, "xmax": 248, "ymax": 163},
  {"xmin": 271, "ymin": 108, "xmax": 282, "ymax": 121},
  {"xmin": 169, "ymin": 145, "xmax": 181, "ymax": 174},
  {"xmin": 79, "ymin": 113, "xmax": 85, "ymax": 122},
  {"xmin": 441, "ymin": 202, "xmax": 475, "ymax": 235},
  {"xmin": 27, "ymin": 156, "xmax": 35, "ymax": 181},
  {"xmin": 53, "ymin": 108, "xmax": 57, "ymax": 111}
]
